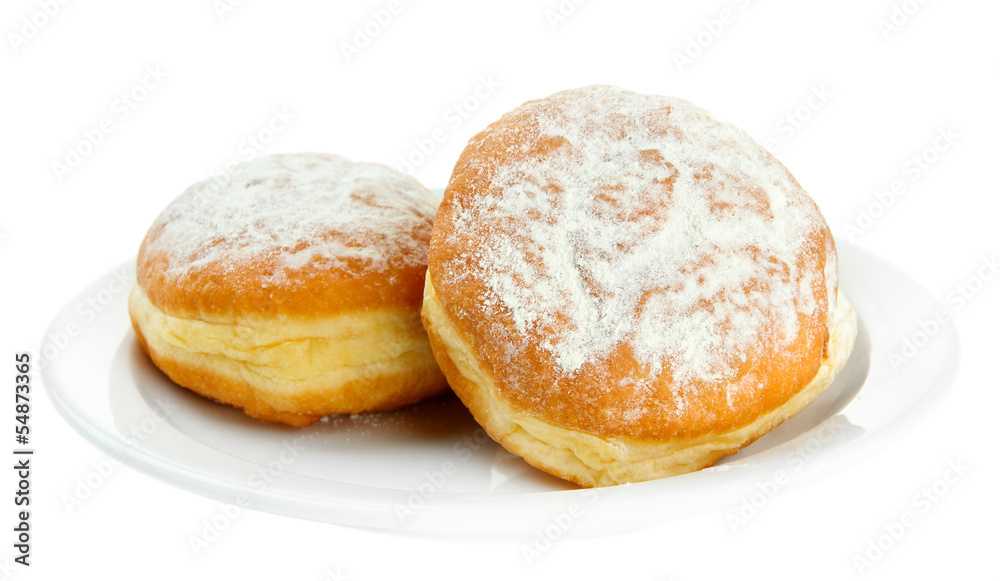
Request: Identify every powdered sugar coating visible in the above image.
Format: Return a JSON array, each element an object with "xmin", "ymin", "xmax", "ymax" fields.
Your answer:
[
  {"xmin": 436, "ymin": 86, "xmax": 833, "ymax": 402},
  {"xmin": 146, "ymin": 153, "xmax": 437, "ymax": 287}
]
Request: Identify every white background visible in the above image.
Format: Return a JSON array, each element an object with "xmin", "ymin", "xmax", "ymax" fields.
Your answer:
[{"xmin": 2, "ymin": 0, "xmax": 997, "ymax": 579}]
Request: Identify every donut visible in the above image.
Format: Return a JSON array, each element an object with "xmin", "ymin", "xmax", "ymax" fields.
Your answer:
[
  {"xmin": 422, "ymin": 85, "xmax": 857, "ymax": 487},
  {"xmin": 129, "ymin": 153, "xmax": 449, "ymax": 427}
]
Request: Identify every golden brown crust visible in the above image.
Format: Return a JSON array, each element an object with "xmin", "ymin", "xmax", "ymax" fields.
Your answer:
[
  {"xmin": 423, "ymin": 273, "xmax": 856, "ymax": 487},
  {"xmin": 137, "ymin": 243, "xmax": 429, "ymax": 320},
  {"xmin": 136, "ymin": 154, "xmax": 432, "ymax": 320}
]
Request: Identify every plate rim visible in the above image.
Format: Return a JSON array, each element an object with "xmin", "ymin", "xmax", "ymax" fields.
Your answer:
[{"xmin": 39, "ymin": 239, "xmax": 960, "ymax": 537}]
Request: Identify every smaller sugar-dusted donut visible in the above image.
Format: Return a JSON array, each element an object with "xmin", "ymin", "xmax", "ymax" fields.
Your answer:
[{"xmin": 129, "ymin": 153, "xmax": 449, "ymax": 427}]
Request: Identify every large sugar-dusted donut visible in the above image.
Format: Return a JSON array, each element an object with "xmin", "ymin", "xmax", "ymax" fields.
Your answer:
[{"xmin": 422, "ymin": 86, "xmax": 856, "ymax": 486}]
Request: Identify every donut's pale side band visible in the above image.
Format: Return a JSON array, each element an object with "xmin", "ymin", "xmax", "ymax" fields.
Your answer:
[
  {"xmin": 129, "ymin": 285, "xmax": 449, "ymax": 426},
  {"xmin": 422, "ymin": 273, "xmax": 858, "ymax": 487}
]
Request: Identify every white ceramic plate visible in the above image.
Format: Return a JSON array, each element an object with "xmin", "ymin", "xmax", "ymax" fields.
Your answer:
[{"xmin": 40, "ymin": 241, "xmax": 958, "ymax": 538}]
